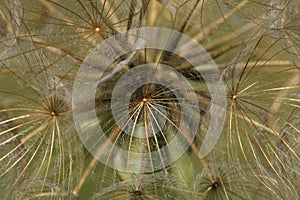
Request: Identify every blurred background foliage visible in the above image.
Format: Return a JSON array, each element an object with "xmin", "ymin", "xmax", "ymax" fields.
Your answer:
[{"xmin": 0, "ymin": 0, "xmax": 299, "ymax": 199}]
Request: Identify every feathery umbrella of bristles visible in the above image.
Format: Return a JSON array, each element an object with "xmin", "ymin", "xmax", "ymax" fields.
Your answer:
[
  {"xmin": 0, "ymin": 54, "xmax": 84, "ymax": 199},
  {"xmin": 159, "ymin": 0, "xmax": 271, "ymax": 62},
  {"xmin": 2, "ymin": 0, "xmax": 148, "ymax": 64},
  {"xmin": 193, "ymin": 160, "xmax": 299, "ymax": 200},
  {"xmin": 69, "ymin": 44, "xmax": 212, "ymax": 197},
  {"xmin": 93, "ymin": 48, "xmax": 208, "ymax": 157},
  {"xmin": 92, "ymin": 173, "xmax": 189, "ymax": 200},
  {"xmin": 211, "ymin": 27, "xmax": 300, "ymax": 198},
  {"xmin": 193, "ymin": 162, "xmax": 260, "ymax": 200}
]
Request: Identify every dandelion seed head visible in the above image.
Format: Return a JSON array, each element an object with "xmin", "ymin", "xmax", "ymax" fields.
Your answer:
[{"xmin": 2, "ymin": 0, "xmax": 300, "ymax": 199}]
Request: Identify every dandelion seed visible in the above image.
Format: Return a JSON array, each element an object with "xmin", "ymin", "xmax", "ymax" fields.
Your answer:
[
  {"xmin": 13, "ymin": 0, "xmax": 146, "ymax": 62},
  {"xmin": 215, "ymin": 26, "xmax": 300, "ymax": 199},
  {"xmin": 0, "ymin": 54, "xmax": 82, "ymax": 198},
  {"xmin": 93, "ymin": 173, "xmax": 189, "ymax": 200},
  {"xmin": 193, "ymin": 161, "xmax": 286, "ymax": 200}
]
